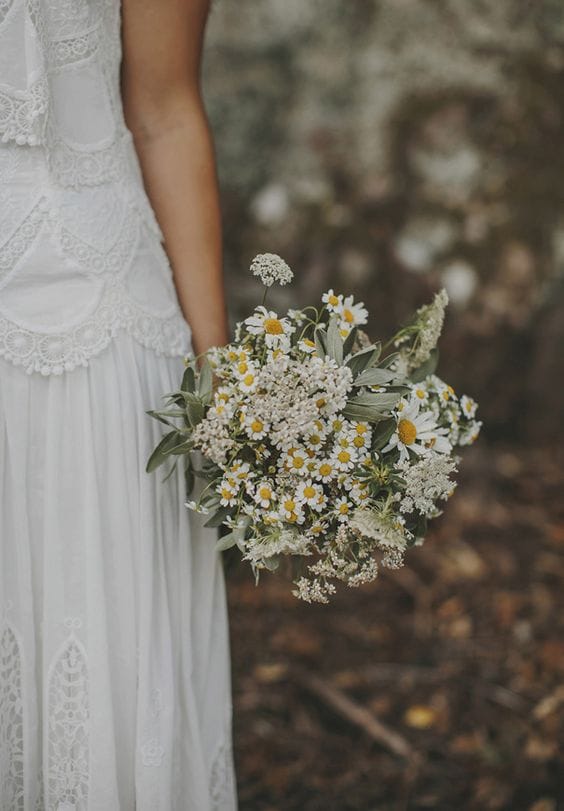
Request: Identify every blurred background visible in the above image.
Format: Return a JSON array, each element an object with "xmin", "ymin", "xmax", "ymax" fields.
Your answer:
[{"xmin": 202, "ymin": 2, "xmax": 564, "ymax": 809}]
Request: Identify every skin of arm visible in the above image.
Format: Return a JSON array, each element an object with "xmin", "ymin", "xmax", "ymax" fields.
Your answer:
[{"xmin": 120, "ymin": 0, "xmax": 229, "ymax": 356}]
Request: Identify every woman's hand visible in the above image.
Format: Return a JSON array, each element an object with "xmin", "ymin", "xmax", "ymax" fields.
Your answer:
[{"xmin": 120, "ymin": 0, "xmax": 229, "ymax": 355}]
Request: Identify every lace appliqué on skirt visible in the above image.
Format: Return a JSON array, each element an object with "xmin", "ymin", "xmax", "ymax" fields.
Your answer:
[
  {"xmin": 0, "ymin": 621, "xmax": 25, "ymax": 811},
  {"xmin": 46, "ymin": 633, "xmax": 90, "ymax": 810}
]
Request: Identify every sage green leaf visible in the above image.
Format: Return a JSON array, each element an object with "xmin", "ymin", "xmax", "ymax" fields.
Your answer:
[
  {"xmin": 146, "ymin": 430, "xmax": 184, "ymax": 473},
  {"xmin": 185, "ymin": 459, "xmax": 195, "ymax": 494},
  {"xmin": 145, "ymin": 409, "xmax": 175, "ymax": 428},
  {"xmin": 198, "ymin": 357, "xmax": 213, "ymax": 403},
  {"xmin": 372, "ymin": 418, "xmax": 397, "ymax": 450},
  {"xmin": 342, "ymin": 403, "xmax": 390, "ymax": 422},
  {"xmin": 181, "ymin": 365, "xmax": 196, "ymax": 393},
  {"xmin": 314, "ymin": 327, "xmax": 327, "ymax": 358},
  {"xmin": 263, "ymin": 555, "xmax": 280, "ymax": 572},
  {"xmin": 346, "ymin": 343, "xmax": 382, "ymax": 376},
  {"xmin": 353, "ymin": 367, "xmax": 397, "ymax": 388},
  {"xmin": 410, "ymin": 348, "xmax": 439, "ymax": 383},
  {"xmin": 326, "ymin": 316, "xmax": 344, "ymax": 364},
  {"xmin": 216, "ymin": 532, "xmax": 237, "ymax": 552},
  {"xmin": 203, "ymin": 506, "xmax": 231, "ymax": 528},
  {"xmin": 342, "ymin": 327, "xmax": 357, "ymax": 357}
]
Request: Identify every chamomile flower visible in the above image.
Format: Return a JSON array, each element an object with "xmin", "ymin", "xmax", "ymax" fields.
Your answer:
[
  {"xmin": 253, "ymin": 480, "xmax": 276, "ymax": 509},
  {"xmin": 243, "ymin": 413, "xmax": 269, "ymax": 441},
  {"xmin": 460, "ymin": 395, "xmax": 477, "ymax": 419},
  {"xmin": 322, "ymin": 289, "xmax": 343, "ymax": 312},
  {"xmin": 282, "ymin": 447, "xmax": 309, "ymax": 475},
  {"xmin": 217, "ymin": 479, "xmax": 239, "ymax": 507},
  {"xmin": 384, "ymin": 397, "xmax": 451, "ymax": 463},
  {"xmin": 331, "ymin": 443, "xmax": 358, "ymax": 472},
  {"xmin": 338, "ymin": 295, "xmax": 369, "ymax": 331},
  {"xmin": 244, "ymin": 306, "xmax": 295, "ymax": 349},
  {"xmin": 334, "ymin": 496, "xmax": 353, "ymax": 522},
  {"xmin": 296, "ymin": 480, "xmax": 325, "ymax": 511},
  {"xmin": 313, "ymin": 459, "xmax": 337, "ymax": 483},
  {"xmin": 298, "ymin": 338, "xmax": 317, "ymax": 354},
  {"xmin": 412, "ymin": 384, "xmax": 429, "ymax": 405},
  {"xmin": 279, "ymin": 497, "xmax": 305, "ymax": 524}
]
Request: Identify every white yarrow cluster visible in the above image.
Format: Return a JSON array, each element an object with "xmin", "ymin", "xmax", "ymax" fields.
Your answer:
[{"xmin": 250, "ymin": 252, "xmax": 294, "ymax": 287}]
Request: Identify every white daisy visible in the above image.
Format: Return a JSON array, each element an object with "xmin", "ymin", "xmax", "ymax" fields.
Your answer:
[
  {"xmin": 244, "ymin": 306, "xmax": 295, "ymax": 348},
  {"xmin": 322, "ymin": 289, "xmax": 343, "ymax": 312},
  {"xmin": 334, "ymin": 496, "xmax": 353, "ymax": 523},
  {"xmin": 460, "ymin": 394, "xmax": 477, "ymax": 419},
  {"xmin": 383, "ymin": 398, "xmax": 451, "ymax": 463},
  {"xmin": 296, "ymin": 480, "xmax": 325, "ymax": 511},
  {"xmin": 338, "ymin": 295, "xmax": 368, "ymax": 331}
]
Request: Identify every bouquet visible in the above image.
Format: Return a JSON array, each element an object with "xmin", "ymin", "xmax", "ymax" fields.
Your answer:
[{"xmin": 147, "ymin": 254, "xmax": 481, "ymax": 603}]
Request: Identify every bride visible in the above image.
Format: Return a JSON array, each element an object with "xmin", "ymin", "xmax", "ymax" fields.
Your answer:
[{"xmin": 0, "ymin": 0, "xmax": 237, "ymax": 808}]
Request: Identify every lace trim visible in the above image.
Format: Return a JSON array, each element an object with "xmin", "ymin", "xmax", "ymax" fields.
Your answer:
[
  {"xmin": 0, "ymin": 79, "xmax": 49, "ymax": 147},
  {"xmin": 0, "ymin": 278, "xmax": 192, "ymax": 376},
  {"xmin": 0, "ymin": 620, "xmax": 25, "ymax": 811},
  {"xmin": 47, "ymin": 632, "xmax": 90, "ymax": 809}
]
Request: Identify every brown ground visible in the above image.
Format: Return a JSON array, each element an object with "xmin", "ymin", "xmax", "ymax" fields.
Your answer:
[{"xmin": 225, "ymin": 443, "xmax": 564, "ymax": 811}]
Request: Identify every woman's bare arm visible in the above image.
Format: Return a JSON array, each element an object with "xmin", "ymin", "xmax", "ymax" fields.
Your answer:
[{"xmin": 120, "ymin": 0, "xmax": 228, "ymax": 356}]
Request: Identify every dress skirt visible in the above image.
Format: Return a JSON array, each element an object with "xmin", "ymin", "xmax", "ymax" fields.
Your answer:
[{"xmin": 0, "ymin": 334, "xmax": 237, "ymax": 810}]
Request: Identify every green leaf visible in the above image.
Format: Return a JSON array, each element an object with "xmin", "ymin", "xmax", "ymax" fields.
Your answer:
[
  {"xmin": 343, "ymin": 391, "xmax": 401, "ymax": 422},
  {"xmin": 410, "ymin": 348, "xmax": 439, "ymax": 383},
  {"xmin": 145, "ymin": 409, "xmax": 175, "ymax": 428},
  {"xmin": 371, "ymin": 418, "xmax": 397, "ymax": 450},
  {"xmin": 146, "ymin": 430, "xmax": 185, "ymax": 473},
  {"xmin": 342, "ymin": 327, "xmax": 357, "ymax": 357},
  {"xmin": 181, "ymin": 365, "xmax": 196, "ymax": 393},
  {"xmin": 216, "ymin": 532, "xmax": 238, "ymax": 552},
  {"xmin": 185, "ymin": 458, "xmax": 195, "ymax": 494},
  {"xmin": 203, "ymin": 506, "xmax": 232, "ymax": 528},
  {"xmin": 314, "ymin": 327, "xmax": 327, "ymax": 358},
  {"xmin": 198, "ymin": 357, "xmax": 213, "ymax": 403},
  {"xmin": 346, "ymin": 343, "xmax": 382, "ymax": 376},
  {"xmin": 353, "ymin": 367, "xmax": 397, "ymax": 388},
  {"xmin": 326, "ymin": 316, "xmax": 344, "ymax": 364}
]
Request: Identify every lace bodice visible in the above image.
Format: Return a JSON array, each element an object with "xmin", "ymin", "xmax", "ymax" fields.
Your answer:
[{"xmin": 0, "ymin": 0, "xmax": 192, "ymax": 375}]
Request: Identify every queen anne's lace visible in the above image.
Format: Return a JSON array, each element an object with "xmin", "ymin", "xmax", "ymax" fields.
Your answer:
[{"xmin": 0, "ymin": 0, "xmax": 191, "ymax": 376}]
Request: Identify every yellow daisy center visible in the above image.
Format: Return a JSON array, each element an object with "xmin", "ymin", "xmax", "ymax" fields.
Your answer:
[
  {"xmin": 338, "ymin": 503, "xmax": 349, "ymax": 514},
  {"xmin": 292, "ymin": 456, "xmax": 305, "ymax": 469},
  {"xmin": 259, "ymin": 487, "xmax": 272, "ymax": 500},
  {"xmin": 328, "ymin": 294, "xmax": 339, "ymax": 306},
  {"xmin": 251, "ymin": 419, "xmax": 264, "ymax": 434},
  {"xmin": 398, "ymin": 418, "xmax": 417, "ymax": 445},
  {"xmin": 415, "ymin": 389, "xmax": 426, "ymax": 399},
  {"xmin": 243, "ymin": 374, "xmax": 255, "ymax": 387},
  {"xmin": 319, "ymin": 463, "xmax": 332, "ymax": 477},
  {"xmin": 264, "ymin": 318, "xmax": 284, "ymax": 335},
  {"xmin": 353, "ymin": 436, "xmax": 365, "ymax": 448},
  {"xmin": 237, "ymin": 361, "xmax": 248, "ymax": 374},
  {"xmin": 303, "ymin": 486, "xmax": 316, "ymax": 499},
  {"xmin": 284, "ymin": 499, "xmax": 296, "ymax": 512},
  {"xmin": 343, "ymin": 308, "xmax": 354, "ymax": 324},
  {"xmin": 338, "ymin": 450, "xmax": 351, "ymax": 464}
]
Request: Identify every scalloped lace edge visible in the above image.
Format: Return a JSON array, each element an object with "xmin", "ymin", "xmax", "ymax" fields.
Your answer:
[{"xmin": 0, "ymin": 279, "xmax": 192, "ymax": 376}]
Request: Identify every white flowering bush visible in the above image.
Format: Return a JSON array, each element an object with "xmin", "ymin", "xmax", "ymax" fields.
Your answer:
[{"xmin": 147, "ymin": 254, "xmax": 481, "ymax": 603}]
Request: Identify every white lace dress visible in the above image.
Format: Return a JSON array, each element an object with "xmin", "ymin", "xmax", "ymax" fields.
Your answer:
[{"xmin": 0, "ymin": 1, "xmax": 237, "ymax": 809}]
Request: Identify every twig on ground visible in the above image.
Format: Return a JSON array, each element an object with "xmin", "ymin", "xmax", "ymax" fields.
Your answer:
[{"xmin": 292, "ymin": 666, "xmax": 415, "ymax": 760}]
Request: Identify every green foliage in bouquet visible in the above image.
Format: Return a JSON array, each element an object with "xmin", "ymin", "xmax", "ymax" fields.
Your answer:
[{"xmin": 147, "ymin": 254, "xmax": 481, "ymax": 603}]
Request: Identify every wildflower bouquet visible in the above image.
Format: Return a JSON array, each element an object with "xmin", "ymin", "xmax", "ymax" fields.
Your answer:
[{"xmin": 147, "ymin": 254, "xmax": 481, "ymax": 603}]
